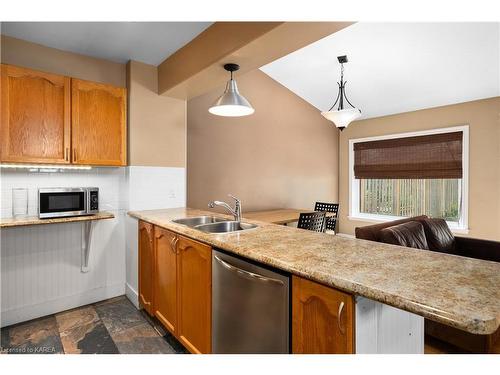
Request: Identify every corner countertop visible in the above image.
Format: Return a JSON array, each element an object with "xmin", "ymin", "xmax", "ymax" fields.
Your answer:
[
  {"xmin": 0, "ymin": 211, "xmax": 115, "ymax": 228},
  {"xmin": 128, "ymin": 208, "xmax": 500, "ymax": 335}
]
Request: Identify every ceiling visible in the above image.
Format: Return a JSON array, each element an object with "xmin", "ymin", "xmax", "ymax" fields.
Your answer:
[
  {"xmin": 261, "ymin": 22, "xmax": 500, "ymax": 120},
  {"xmin": 1, "ymin": 22, "xmax": 213, "ymax": 65}
]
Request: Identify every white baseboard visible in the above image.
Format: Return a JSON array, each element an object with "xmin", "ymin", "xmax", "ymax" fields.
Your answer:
[
  {"xmin": 1, "ymin": 283, "xmax": 125, "ymax": 327},
  {"xmin": 125, "ymin": 282, "xmax": 139, "ymax": 309}
]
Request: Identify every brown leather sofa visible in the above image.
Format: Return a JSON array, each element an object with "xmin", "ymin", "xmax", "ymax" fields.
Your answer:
[{"xmin": 355, "ymin": 216, "xmax": 500, "ymax": 353}]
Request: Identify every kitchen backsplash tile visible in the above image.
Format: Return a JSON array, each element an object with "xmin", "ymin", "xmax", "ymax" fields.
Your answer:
[
  {"xmin": 127, "ymin": 166, "xmax": 186, "ymax": 211},
  {"xmin": 0, "ymin": 168, "xmax": 127, "ymax": 218}
]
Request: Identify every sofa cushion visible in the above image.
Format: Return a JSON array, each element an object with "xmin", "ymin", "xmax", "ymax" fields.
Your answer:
[
  {"xmin": 379, "ymin": 221, "xmax": 429, "ymax": 250},
  {"xmin": 355, "ymin": 215, "xmax": 429, "ymax": 241},
  {"xmin": 420, "ymin": 218, "xmax": 455, "ymax": 254}
]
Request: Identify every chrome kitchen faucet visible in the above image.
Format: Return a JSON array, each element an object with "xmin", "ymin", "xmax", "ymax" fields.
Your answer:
[{"xmin": 208, "ymin": 195, "xmax": 242, "ymax": 222}]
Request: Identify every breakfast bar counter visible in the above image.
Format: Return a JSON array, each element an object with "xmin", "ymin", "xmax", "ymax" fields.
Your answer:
[
  {"xmin": 0, "ymin": 211, "xmax": 115, "ymax": 228},
  {"xmin": 128, "ymin": 207, "xmax": 500, "ymax": 336}
]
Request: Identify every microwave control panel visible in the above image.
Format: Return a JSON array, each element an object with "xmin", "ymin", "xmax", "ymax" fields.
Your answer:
[{"xmin": 88, "ymin": 189, "xmax": 99, "ymax": 212}]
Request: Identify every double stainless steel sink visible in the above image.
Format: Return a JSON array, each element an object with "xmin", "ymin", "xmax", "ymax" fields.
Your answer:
[{"xmin": 172, "ymin": 216, "xmax": 258, "ymax": 233}]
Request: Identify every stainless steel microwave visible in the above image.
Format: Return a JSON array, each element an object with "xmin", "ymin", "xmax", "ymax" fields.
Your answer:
[{"xmin": 38, "ymin": 187, "xmax": 99, "ymax": 219}]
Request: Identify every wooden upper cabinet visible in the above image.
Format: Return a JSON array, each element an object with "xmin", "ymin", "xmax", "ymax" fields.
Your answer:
[
  {"xmin": 138, "ymin": 221, "xmax": 154, "ymax": 315},
  {"xmin": 154, "ymin": 226, "xmax": 178, "ymax": 335},
  {"xmin": 292, "ymin": 275, "xmax": 354, "ymax": 354},
  {"xmin": 176, "ymin": 235, "xmax": 212, "ymax": 354},
  {"xmin": 1, "ymin": 64, "xmax": 71, "ymax": 163},
  {"xmin": 71, "ymin": 78, "xmax": 127, "ymax": 166}
]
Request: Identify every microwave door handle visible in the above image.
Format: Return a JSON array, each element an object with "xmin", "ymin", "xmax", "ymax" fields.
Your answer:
[{"xmin": 86, "ymin": 190, "xmax": 90, "ymax": 213}]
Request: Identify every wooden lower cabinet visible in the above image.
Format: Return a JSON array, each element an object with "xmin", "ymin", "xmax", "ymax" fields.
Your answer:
[
  {"xmin": 138, "ymin": 221, "xmax": 154, "ymax": 315},
  {"xmin": 153, "ymin": 226, "xmax": 178, "ymax": 335},
  {"xmin": 138, "ymin": 222, "xmax": 212, "ymax": 354},
  {"xmin": 292, "ymin": 275, "xmax": 354, "ymax": 354},
  {"xmin": 140, "ymin": 222, "xmax": 355, "ymax": 355},
  {"xmin": 176, "ymin": 235, "xmax": 212, "ymax": 354}
]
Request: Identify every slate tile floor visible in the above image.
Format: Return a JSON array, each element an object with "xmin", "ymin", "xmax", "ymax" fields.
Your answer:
[{"xmin": 1, "ymin": 296, "xmax": 188, "ymax": 354}]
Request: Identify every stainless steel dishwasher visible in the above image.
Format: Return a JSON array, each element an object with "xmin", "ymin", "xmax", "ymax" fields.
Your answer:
[{"xmin": 212, "ymin": 249, "xmax": 290, "ymax": 353}]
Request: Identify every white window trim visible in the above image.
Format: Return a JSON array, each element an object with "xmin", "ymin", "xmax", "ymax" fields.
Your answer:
[{"xmin": 348, "ymin": 125, "xmax": 469, "ymax": 233}]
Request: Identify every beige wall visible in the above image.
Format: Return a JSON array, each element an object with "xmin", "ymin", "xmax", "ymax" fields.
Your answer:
[
  {"xmin": 127, "ymin": 61, "xmax": 186, "ymax": 167},
  {"xmin": 339, "ymin": 97, "xmax": 500, "ymax": 241},
  {"xmin": 1, "ymin": 35, "xmax": 126, "ymax": 87},
  {"xmin": 187, "ymin": 69, "xmax": 339, "ymax": 213}
]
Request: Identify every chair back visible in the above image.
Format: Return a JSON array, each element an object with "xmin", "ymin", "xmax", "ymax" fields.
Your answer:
[
  {"xmin": 314, "ymin": 202, "xmax": 339, "ymax": 216},
  {"xmin": 297, "ymin": 212, "xmax": 326, "ymax": 233},
  {"xmin": 315, "ymin": 202, "xmax": 339, "ymax": 231}
]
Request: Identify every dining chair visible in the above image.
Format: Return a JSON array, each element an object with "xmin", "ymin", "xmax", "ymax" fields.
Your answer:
[
  {"xmin": 326, "ymin": 217, "xmax": 337, "ymax": 232},
  {"xmin": 297, "ymin": 212, "xmax": 326, "ymax": 233},
  {"xmin": 314, "ymin": 202, "xmax": 339, "ymax": 232}
]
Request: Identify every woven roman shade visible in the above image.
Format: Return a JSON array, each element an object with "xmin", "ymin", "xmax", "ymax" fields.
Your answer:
[{"xmin": 354, "ymin": 131, "xmax": 463, "ymax": 179}]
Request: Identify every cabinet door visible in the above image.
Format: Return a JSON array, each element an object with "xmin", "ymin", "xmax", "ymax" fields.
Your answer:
[
  {"xmin": 154, "ymin": 226, "xmax": 178, "ymax": 335},
  {"xmin": 177, "ymin": 235, "xmax": 212, "ymax": 354},
  {"xmin": 71, "ymin": 79, "xmax": 126, "ymax": 166},
  {"xmin": 292, "ymin": 275, "xmax": 354, "ymax": 354},
  {"xmin": 1, "ymin": 64, "xmax": 70, "ymax": 163},
  {"xmin": 138, "ymin": 221, "xmax": 154, "ymax": 315}
]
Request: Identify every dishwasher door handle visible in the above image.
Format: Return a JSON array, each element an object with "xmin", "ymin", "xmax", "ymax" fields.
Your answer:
[{"xmin": 214, "ymin": 255, "xmax": 285, "ymax": 286}]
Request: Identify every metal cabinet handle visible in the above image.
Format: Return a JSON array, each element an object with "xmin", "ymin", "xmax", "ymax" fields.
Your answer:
[
  {"xmin": 337, "ymin": 301, "xmax": 345, "ymax": 335},
  {"xmin": 214, "ymin": 255, "xmax": 284, "ymax": 285},
  {"xmin": 170, "ymin": 236, "xmax": 178, "ymax": 253}
]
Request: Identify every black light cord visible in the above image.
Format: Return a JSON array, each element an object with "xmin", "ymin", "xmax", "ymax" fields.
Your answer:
[{"xmin": 326, "ymin": 61, "xmax": 360, "ymax": 112}]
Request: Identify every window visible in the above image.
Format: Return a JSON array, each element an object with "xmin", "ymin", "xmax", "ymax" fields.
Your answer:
[
  {"xmin": 349, "ymin": 126, "xmax": 469, "ymax": 231},
  {"xmin": 359, "ymin": 178, "xmax": 461, "ymax": 221}
]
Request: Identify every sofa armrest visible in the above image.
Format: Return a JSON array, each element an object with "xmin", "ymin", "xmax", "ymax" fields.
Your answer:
[{"xmin": 454, "ymin": 236, "xmax": 500, "ymax": 262}]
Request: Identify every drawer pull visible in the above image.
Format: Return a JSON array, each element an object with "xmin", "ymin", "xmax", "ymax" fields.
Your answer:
[
  {"xmin": 170, "ymin": 236, "xmax": 178, "ymax": 253},
  {"xmin": 337, "ymin": 301, "xmax": 345, "ymax": 335}
]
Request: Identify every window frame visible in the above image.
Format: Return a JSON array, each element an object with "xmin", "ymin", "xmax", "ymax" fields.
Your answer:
[{"xmin": 348, "ymin": 125, "xmax": 469, "ymax": 233}]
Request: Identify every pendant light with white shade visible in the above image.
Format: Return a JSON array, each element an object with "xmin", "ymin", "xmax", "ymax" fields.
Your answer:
[
  {"xmin": 321, "ymin": 55, "xmax": 361, "ymax": 130},
  {"xmin": 208, "ymin": 63, "xmax": 255, "ymax": 117}
]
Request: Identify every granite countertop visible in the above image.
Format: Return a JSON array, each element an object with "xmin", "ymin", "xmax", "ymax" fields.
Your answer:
[
  {"xmin": 0, "ymin": 211, "xmax": 115, "ymax": 228},
  {"xmin": 128, "ymin": 208, "xmax": 500, "ymax": 335}
]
